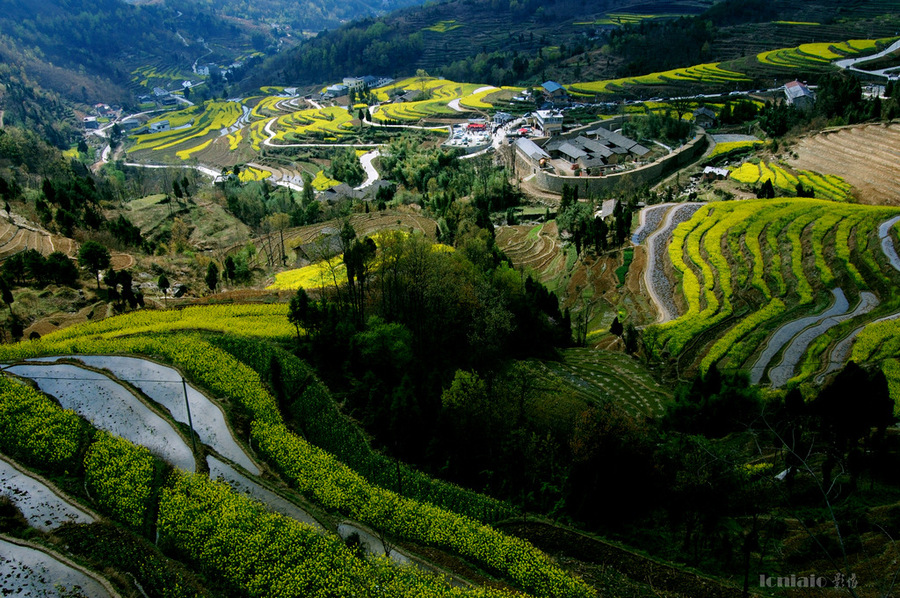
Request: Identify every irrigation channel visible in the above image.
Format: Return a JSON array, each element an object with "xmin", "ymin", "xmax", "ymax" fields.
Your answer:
[
  {"xmin": 6, "ymin": 362, "xmax": 196, "ymax": 472},
  {"xmin": 766, "ymin": 292, "xmax": 879, "ymax": 387},
  {"xmin": 2, "ymin": 355, "xmax": 454, "ymax": 583}
]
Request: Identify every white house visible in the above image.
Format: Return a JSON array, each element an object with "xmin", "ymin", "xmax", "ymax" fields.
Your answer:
[
  {"xmin": 149, "ymin": 120, "xmax": 171, "ymax": 133},
  {"xmin": 534, "ymin": 110, "xmax": 564, "ymax": 136},
  {"xmin": 784, "ymin": 80, "xmax": 816, "ymax": 111}
]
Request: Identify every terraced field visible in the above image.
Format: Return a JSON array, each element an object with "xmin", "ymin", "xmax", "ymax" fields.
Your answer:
[
  {"xmin": 495, "ymin": 222, "xmax": 564, "ymax": 280},
  {"xmin": 0, "ymin": 314, "xmax": 593, "ymax": 598},
  {"xmin": 641, "ymin": 203, "xmax": 704, "ymax": 324},
  {"xmin": 530, "ymin": 348, "xmax": 672, "ymax": 419},
  {"xmin": 788, "ymin": 122, "xmax": 900, "ymax": 205},
  {"xmin": 638, "ymin": 199, "xmax": 900, "ymax": 401},
  {"xmin": 279, "ymin": 211, "xmax": 438, "ymax": 260},
  {"xmin": 373, "ymin": 78, "xmax": 482, "ymax": 122},
  {"xmin": 729, "ymin": 160, "xmax": 854, "ymax": 201},
  {"xmin": 0, "ymin": 220, "xmax": 73, "ymax": 259},
  {"xmin": 569, "ymin": 37, "xmax": 886, "ymax": 96}
]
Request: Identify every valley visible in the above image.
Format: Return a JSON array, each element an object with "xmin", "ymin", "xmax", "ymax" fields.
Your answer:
[{"xmin": 4, "ymin": 1, "xmax": 900, "ymax": 597}]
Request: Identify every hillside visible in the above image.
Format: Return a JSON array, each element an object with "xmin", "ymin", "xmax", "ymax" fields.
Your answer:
[
  {"xmin": 245, "ymin": 0, "xmax": 900, "ymax": 89},
  {"xmin": 166, "ymin": 0, "xmax": 429, "ymax": 34},
  {"xmin": 244, "ymin": 0, "xmax": 715, "ymax": 88},
  {"xmin": 0, "ymin": 0, "xmax": 268, "ymax": 106}
]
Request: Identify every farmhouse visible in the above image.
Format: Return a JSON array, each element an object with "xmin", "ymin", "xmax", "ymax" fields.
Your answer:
[
  {"xmin": 693, "ymin": 107, "xmax": 717, "ymax": 128},
  {"xmin": 149, "ymin": 120, "xmax": 171, "ymax": 133},
  {"xmin": 784, "ymin": 80, "xmax": 816, "ymax": 111},
  {"xmin": 596, "ymin": 199, "xmax": 619, "ymax": 220},
  {"xmin": 83, "ymin": 117, "xmax": 99, "ymax": 130},
  {"xmin": 515, "ymin": 137, "xmax": 551, "ymax": 173},
  {"xmin": 541, "ymin": 81, "xmax": 567, "ymax": 101},
  {"xmin": 588, "ymin": 126, "xmax": 651, "ymax": 157},
  {"xmin": 120, "ymin": 119, "xmax": 141, "ymax": 131},
  {"xmin": 492, "ymin": 112, "xmax": 513, "ymax": 125},
  {"xmin": 534, "ymin": 110, "xmax": 564, "ymax": 136},
  {"xmin": 325, "ymin": 84, "xmax": 348, "ymax": 97},
  {"xmin": 703, "ymin": 166, "xmax": 730, "ymax": 181},
  {"xmin": 343, "ymin": 77, "xmax": 365, "ymax": 92},
  {"xmin": 530, "ymin": 123, "xmax": 653, "ymax": 176}
]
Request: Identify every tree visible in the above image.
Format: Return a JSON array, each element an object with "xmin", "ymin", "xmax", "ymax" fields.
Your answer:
[
  {"xmin": 118, "ymin": 270, "xmax": 136, "ymax": 308},
  {"xmin": 288, "ymin": 288, "xmax": 310, "ymax": 341},
  {"xmin": 224, "ymin": 256, "xmax": 236, "ymax": 282},
  {"xmin": 0, "ymin": 278, "xmax": 13, "ymax": 314},
  {"xmin": 78, "ymin": 241, "xmax": 111, "ymax": 289},
  {"xmin": 205, "ymin": 262, "xmax": 219, "ymax": 292},
  {"xmin": 158, "ymin": 274, "xmax": 170, "ymax": 307},
  {"xmin": 301, "ymin": 172, "xmax": 315, "ymax": 205},
  {"xmin": 610, "ymin": 316, "xmax": 623, "ymax": 337}
]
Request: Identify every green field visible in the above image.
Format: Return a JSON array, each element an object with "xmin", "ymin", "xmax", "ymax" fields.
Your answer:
[
  {"xmin": 729, "ymin": 160, "xmax": 854, "ymax": 201},
  {"xmin": 531, "ymin": 348, "xmax": 672, "ymax": 418},
  {"xmin": 644, "ymin": 199, "xmax": 900, "ymax": 408},
  {"xmin": 568, "ymin": 37, "xmax": 888, "ymax": 96}
]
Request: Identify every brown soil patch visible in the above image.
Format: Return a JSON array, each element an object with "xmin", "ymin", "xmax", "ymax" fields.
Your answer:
[
  {"xmin": 23, "ymin": 301, "xmax": 108, "ymax": 339},
  {"xmin": 788, "ymin": 123, "xmax": 900, "ymax": 205},
  {"xmin": 626, "ymin": 246, "xmax": 646, "ymax": 296},
  {"xmin": 109, "ymin": 252, "xmax": 135, "ymax": 270}
]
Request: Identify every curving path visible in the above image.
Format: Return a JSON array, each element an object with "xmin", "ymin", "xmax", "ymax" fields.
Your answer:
[
  {"xmin": 812, "ymin": 216, "xmax": 900, "ymax": 382},
  {"xmin": 632, "ymin": 202, "xmax": 678, "ymax": 246},
  {"xmin": 750, "ymin": 289, "xmax": 846, "ymax": 385},
  {"xmin": 355, "ymin": 150, "xmax": 381, "ymax": 190},
  {"xmin": 879, "ymin": 215, "xmax": 900, "ymax": 271},
  {"xmin": 642, "ymin": 203, "xmax": 704, "ymax": 323},
  {"xmin": 768, "ymin": 291, "xmax": 878, "ymax": 387},
  {"xmin": 835, "ymin": 38, "xmax": 900, "ymax": 78},
  {"xmin": 817, "ymin": 309, "xmax": 900, "ymax": 383}
]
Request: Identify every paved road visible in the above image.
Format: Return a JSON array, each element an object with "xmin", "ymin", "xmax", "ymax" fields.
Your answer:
[
  {"xmin": 355, "ymin": 150, "xmax": 381, "ymax": 190},
  {"xmin": 835, "ymin": 38, "xmax": 900, "ymax": 78}
]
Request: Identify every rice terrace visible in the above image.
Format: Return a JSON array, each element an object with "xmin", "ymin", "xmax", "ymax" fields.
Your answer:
[{"xmin": 6, "ymin": 0, "xmax": 900, "ymax": 596}]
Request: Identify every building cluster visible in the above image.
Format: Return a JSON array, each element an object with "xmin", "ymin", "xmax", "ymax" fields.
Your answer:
[
  {"xmin": 543, "ymin": 127, "xmax": 650, "ymax": 174},
  {"xmin": 515, "ymin": 120, "xmax": 654, "ymax": 177},
  {"xmin": 325, "ymin": 76, "xmax": 393, "ymax": 98}
]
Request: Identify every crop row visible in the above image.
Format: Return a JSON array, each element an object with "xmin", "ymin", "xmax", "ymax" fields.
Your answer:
[
  {"xmin": 568, "ymin": 37, "xmax": 885, "ymax": 96},
  {"xmin": 0, "ymin": 371, "xmax": 525, "ymax": 598},
  {"xmin": 707, "ymin": 140, "xmax": 764, "ymax": 160},
  {"xmin": 648, "ymin": 199, "xmax": 900, "ymax": 378},
  {"xmin": 131, "ymin": 101, "xmax": 243, "ymax": 153},
  {"xmin": 730, "ymin": 160, "xmax": 853, "ymax": 201},
  {"xmin": 42, "ymin": 303, "xmax": 296, "ymax": 342},
  {"xmin": 0, "ymin": 327, "xmax": 589, "ymax": 596}
]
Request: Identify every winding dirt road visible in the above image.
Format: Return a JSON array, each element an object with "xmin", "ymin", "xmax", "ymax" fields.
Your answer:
[{"xmin": 640, "ymin": 203, "xmax": 703, "ymax": 323}]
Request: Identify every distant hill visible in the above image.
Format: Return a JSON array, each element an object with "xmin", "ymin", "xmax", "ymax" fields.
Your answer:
[
  {"xmin": 244, "ymin": 0, "xmax": 900, "ymax": 89},
  {"xmin": 162, "ymin": 0, "xmax": 430, "ymax": 35},
  {"xmin": 244, "ymin": 0, "xmax": 716, "ymax": 88},
  {"xmin": 0, "ymin": 0, "xmax": 267, "ymax": 106}
]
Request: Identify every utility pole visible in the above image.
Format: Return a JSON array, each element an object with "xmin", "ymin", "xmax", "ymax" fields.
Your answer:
[{"xmin": 182, "ymin": 376, "xmax": 198, "ymax": 457}]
